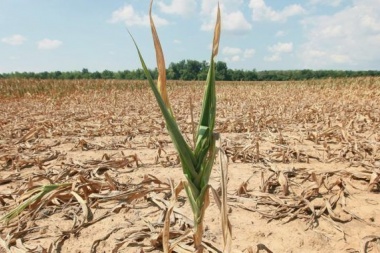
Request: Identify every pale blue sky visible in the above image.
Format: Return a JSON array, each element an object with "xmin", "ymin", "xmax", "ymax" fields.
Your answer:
[{"xmin": 1, "ymin": 0, "xmax": 379, "ymax": 73}]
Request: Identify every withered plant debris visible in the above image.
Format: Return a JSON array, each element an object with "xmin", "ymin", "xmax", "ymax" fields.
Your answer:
[{"xmin": 1, "ymin": 78, "xmax": 380, "ymax": 252}]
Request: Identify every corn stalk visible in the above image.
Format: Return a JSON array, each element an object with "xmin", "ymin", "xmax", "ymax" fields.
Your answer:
[{"xmin": 129, "ymin": 1, "xmax": 221, "ymax": 251}]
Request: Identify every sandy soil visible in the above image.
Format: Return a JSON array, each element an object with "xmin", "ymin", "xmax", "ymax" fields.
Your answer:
[{"xmin": 1, "ymin": 80, "xmax": 380, "ymax": 253}]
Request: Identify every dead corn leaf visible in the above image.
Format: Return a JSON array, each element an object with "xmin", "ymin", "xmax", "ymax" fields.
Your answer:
[{"xmin": 278, "ymin": 171, "xmax": 289, "ymax": 196}]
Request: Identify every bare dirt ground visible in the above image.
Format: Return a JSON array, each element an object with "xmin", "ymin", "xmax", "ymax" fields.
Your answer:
[{"xmin": 1, "ymin": 79, "xmax": 380, "ymax": 253}]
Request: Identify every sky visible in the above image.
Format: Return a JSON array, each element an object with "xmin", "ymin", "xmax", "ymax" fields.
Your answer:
[{"xmin": 1, "ymin": 0, "xmax": 380, "ymax": 73}]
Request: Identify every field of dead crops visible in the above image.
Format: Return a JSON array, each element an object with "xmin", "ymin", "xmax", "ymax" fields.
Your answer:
[{"xmin": 0, "ymin": 78, "xmax": 379, "ymax": 253}]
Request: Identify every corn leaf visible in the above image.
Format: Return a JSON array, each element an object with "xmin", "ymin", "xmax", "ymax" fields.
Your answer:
[
  {"xmin": 1, "ymin": 183, "xmax": 71, "ymax": 224},
  {"xmin": 196, "ymin": 2, "xmax": 220, "ymax": 139},
  {"xmin": 194, "ymin": 4, "xmax": 220, "ymax": 179},
  {"xmin": 128, "ymin": 34, "xmax": 197, "ymax": 179},
  {"xmin": 149, "ymin": 0, "xmax": 172, "ymax": 114}
]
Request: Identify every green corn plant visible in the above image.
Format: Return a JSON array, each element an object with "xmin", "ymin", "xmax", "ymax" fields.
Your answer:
[
  {"xmin": 130, "ymin": 1, "xmax": 221, "ymax": 251},
  {"xmin": 0, "ymin": 183, "xmax": 72, "ymax": 224}
]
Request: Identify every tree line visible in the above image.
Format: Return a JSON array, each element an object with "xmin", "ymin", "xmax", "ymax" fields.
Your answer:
[{"xmin": 1, "ymin": 59, "xmax": 379, "ymax": 81}]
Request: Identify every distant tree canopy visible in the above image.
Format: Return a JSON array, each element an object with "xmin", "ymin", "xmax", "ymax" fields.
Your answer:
[{"xmin": 1, "ymin": 59, "xmax": 380, "ymax": 81}]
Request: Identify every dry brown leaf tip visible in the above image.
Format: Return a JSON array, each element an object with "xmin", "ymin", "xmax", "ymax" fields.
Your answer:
[{"xmin": 149, "ymin": 0, "xmax": 171, "ymax": 112}]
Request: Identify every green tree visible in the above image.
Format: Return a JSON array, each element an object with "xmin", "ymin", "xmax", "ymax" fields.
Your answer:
[
  {"xmin": 134, "ymin": 69, "xmax": 147, "ymax": 80},
  {"xmin": 197, "ymin": 60, "xmax": 209, "ymax": 80},
  {"xmin": 167, "ymin": 62, "xmax": 180, "ymax": 79},
  {"xmin": 91, "ymin": 71, "xmax": 101, "ymax": 79},
  {"xmin": 244, "ymin": 69, "xmax": 258, "ymax": 81},
  {"xmin": 101, "ymin": 70, "xmax": 114, "ymax": 79},
  {"xmin": 81, "ymin": 68, "xmax": 90, "ymax": 79},
  {"xmin": 52, "ymin": 71, "xmax": 62, "ymax": 79},
  {"xmin": 215, "ymin": 61, "xmax": 229, "ymax": 80}
]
